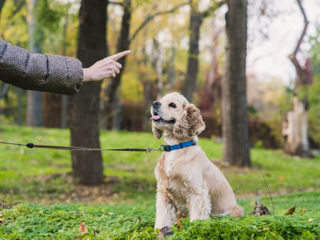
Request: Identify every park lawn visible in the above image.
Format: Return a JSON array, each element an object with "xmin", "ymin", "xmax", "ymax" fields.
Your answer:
[
  {"xmin": 0, "ymin": 125, "xmax": 320, "ymax": 239},
  {"xmin": 0, "ymin": 125, "xmax": 320, "ymax": 202},
  {"xmin": 0, "ymin": 191, "xmax": 320, "ymax": 239}
]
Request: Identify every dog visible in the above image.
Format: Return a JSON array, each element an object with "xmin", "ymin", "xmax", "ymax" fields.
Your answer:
[{"xmin": 150, "ymin": 92, "xmax": 243, "ymax": 231}]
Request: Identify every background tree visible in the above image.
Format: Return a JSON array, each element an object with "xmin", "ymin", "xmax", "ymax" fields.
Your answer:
[
  {"xmin": 222, "ymin": 0, "xmax": 251, "ymax": 167},
  {"xmin": 101, "ymin": 1, "xmax": 188, "ymax": 129},
  {"xmin": 38, "ymin": 0, "xmax": 67, "ymax": 128},
  {"xmin": 182, "ymin": 0, "xmax": 224, "ymax": 102},
  {"xmin": 307, "ymin": 27, "xmax": 320, "ymax": 148},
  {"xmin": 68, "ymin": 0, "xmax": 107, "ymax": 185},
  {"xmin": 26, "ymin": 0, "xmax": 42, "ymax": 127},
  {"xmin": 282, "ymin": 0, "xmax": 313, "ymax": 158}
]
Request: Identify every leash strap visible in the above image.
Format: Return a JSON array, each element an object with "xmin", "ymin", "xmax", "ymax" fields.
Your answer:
[
  {"xmin": 0, "ymin": 140, "xmax": 197, "ymax": 153},
  {"xmin": 0, "ymin": 141, "xmax": 159, "ymax": 153},
  {"xmin": 27, "ymin": 143, "xmax": 161, "ymax": 153}
]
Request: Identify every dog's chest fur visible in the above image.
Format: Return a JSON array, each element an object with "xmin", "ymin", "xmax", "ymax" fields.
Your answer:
[
  {"xmin": 161, "ymin": 151, "xmax": 190, "ymax": 215},
  {"xmin": 164, "ymin": 151, "xmax": 177, "ymax": 177}
]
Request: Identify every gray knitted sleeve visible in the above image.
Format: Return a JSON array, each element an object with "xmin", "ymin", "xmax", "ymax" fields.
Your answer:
[{"xmin": 0, "ymin": 40, "xmax": 83, "ymax": 95}]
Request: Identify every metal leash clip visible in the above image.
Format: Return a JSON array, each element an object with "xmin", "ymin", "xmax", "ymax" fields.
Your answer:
[{"xmin": 146, "ymin": 146, "xmax": 163, "ymax": 153}]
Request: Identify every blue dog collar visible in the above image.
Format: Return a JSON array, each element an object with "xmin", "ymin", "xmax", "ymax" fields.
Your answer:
[{"xmin": 162, "ymin": 140, "xmax": 196, "ymax": 152}]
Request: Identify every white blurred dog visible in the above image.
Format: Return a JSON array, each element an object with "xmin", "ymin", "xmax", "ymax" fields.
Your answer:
[{"xmin": 150, "ymin": 92, "xmax": 243, "ymax": 231}]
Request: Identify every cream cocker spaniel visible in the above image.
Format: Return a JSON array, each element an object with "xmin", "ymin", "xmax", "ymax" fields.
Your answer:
[{"xmin": 150, "ymin": 92, "xmax": 243, "ymax": 231}]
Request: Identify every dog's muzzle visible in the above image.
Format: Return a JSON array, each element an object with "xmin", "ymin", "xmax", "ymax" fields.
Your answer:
[{"xmin": 150, "ymin": 111, "xmax": 175, "ymax": 125}]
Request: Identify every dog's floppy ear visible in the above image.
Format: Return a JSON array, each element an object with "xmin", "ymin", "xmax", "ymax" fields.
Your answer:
[
  {"xmin": 173, "ymin": 103, "xmax": 205, "ymax": 139},
  {"xmin": 152, "ymin": 122, "xmax": 163, "ymax": 139},
  {"xmin": 186, "ymin": 103, "xmax": 205, "ymax": 136}
]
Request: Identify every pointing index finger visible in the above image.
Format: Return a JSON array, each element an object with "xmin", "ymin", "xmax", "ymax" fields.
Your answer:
[{"xmin": 109, "ymin": 50, "xmax": 131, "ymax": 61}]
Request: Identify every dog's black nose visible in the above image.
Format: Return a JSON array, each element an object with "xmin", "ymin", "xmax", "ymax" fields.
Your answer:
[{"xmin": 152, "ymin": 101, "xmax": 161, "ymax": 108}]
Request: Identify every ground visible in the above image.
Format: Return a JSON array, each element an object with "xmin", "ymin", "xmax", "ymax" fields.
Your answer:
[{"xmin": 0, "ymin": 125, "xmax": 319, "ymax": 239}]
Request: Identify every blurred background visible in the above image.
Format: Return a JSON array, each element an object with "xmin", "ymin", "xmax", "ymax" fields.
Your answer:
[{"xmin": 1, "ymin": 0, "xmax": 320, "ymax": 150}]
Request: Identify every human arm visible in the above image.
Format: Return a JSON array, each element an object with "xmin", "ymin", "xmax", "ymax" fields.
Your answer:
[
  {"xmin": 0, "ymin": 40, "xmax": 83, "ymax": 94},
  {"xmin": 0, "ymin": 40, "xmax": 131, "ymax": 94}
]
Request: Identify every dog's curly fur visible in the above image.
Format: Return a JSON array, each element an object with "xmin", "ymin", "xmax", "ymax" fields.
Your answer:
[{"xmin": 151, "ymin": 92, "xmax": 243, "ymax": 230}]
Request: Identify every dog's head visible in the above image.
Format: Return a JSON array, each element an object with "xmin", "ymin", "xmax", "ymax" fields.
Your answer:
[{"xmin": 150, "ymin": 92, "xmax": 205, "ymax": 140}]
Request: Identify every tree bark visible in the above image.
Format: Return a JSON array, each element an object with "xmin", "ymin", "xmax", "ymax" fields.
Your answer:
[
  {"xmin": 27, "ymin": 0, "xmax": 43, "ymax": 127},
  {"xmin": 182, "ymin": 1, "xmax": 202, "ymax": 102},
  {"xmin": 68, "ymin": 0, "xmax": 107, "ymax": 185},
  {"xmin": 222, "ymin": 0, "xmax": 251, "ymax": 167},
  {"xmin": 17, "ymin": 87, "xmax": 22, "ymax": 125},
  {"xmin": 43, "ymin": 93, "xmax": 62, "ymax": 127}
]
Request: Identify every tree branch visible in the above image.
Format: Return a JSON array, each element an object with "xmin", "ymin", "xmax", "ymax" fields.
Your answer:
[
  {"xmin": 292, "ymin": 0, "xmax": 309, "ymax": 58},
  {"xmin": 289, "ymin": 0, "xmax": 309, "ymax": 86},
  {"xmin": 202, "ymin": 1, "xmax": 225, "ymax": 18},
  {"xmin": 8, "ymin": 0, "xmax": 25, "ymax": 20},
  {"xmin": 129, "ymin": 2, "xmax": 188, "ymax": 43}
]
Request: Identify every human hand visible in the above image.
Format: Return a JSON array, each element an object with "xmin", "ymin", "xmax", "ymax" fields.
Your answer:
[{"xmin": 82, "ymin": 50, "xmax": 131, "ymax": 82}]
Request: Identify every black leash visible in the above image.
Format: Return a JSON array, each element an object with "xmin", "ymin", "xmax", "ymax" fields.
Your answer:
[
  {"xmin": 0, "ymin": 140, "xmax": 197, "ymax": 153},
  {"xmin": 0, "ymin": 141, "xmax": 162, "ymax": 153}
]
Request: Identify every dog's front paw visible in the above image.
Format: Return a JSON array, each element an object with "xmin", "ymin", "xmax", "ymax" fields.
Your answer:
[{"xmin": 158, "ymin": 226, "xmax": 173, "ymax": 239}]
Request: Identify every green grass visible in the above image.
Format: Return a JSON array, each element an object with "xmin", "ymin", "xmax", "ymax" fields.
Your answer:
[
  {"xmin": 1, "ymin": 191, "xmax": 319, "ymax": 239},
  {"xmin": 1, "ymin": 125, "xmax": 320, "ymax": 239},
  {"xmin": 0, "ymin": 125, "xmax": 320, "ymax": 202}
]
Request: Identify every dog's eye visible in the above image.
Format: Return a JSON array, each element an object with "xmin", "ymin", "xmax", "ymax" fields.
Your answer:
[{"xmin": 169, "ymin": 103, "xmax": 176, "ymax": 108}]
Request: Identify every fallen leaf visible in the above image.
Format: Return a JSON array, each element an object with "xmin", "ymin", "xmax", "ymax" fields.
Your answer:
[
  {"xmin": 285, "ymin": 205, "xmax": 296, "ymax": 215},
  {"xmin": 299, "ymin": 209, "xmax": 306, "ymax": 215},
  {"xmin": 79, "ymin": 222, "xmax": 88, "ymax": 234}
]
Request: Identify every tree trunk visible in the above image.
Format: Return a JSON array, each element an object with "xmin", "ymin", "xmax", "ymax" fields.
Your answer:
[
  {"xmin": 27, "ymin": 0, "xmax": 43, "ymax": 127},
  {"xmin": 154, "ymin": 39, "xmax": 163, "ymax": 98},
  {"xmin": 42, "ymin": 93, "xmax": 62, "ymax": 127},
  {"xmin": 101, "ymin": 0, "xmax": 131, "ymax": 130},
  {"xmin": 17, "ymin": 87, "xmax": 22, "ymax": 125},
  {"xmin": 182, "ymin": 1, "xmax": 202, "ymax": 102},
  {"xmin": 143, "ymin": 81, "xmax": 153, "ymax": 130},
  {"xmin": 61, "ymin": 95, "xmax": 67, "ymax": 128},
  {"xmin": 167, "ymin": 47, "xmax": 176, "ymax": 90},
  {"xmin": 282, "ymin": 96, "xmax": 311, "ymax": 157},
  {"xmin": 222, "ymin": 0, "xmax": 251, "ymax": 167},
  {"xmin": 68, "ymin": 0, "xmax": 107, "ymax": 185},
  {"xmin": 106, "ymin": 0, "xmax": 131, "ymax": 105},
  {"xmin": 61, "ymin": 7, "xmax": 70, "ymax": 129},
  {"xmin": 111, "ymin": 92, "xmax": 122, "ymax": 130}
]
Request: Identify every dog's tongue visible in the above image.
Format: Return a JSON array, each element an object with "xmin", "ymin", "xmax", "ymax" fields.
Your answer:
[{"xmin": 150, "ymin": 115, "xmax": 160, "ymax": 121}]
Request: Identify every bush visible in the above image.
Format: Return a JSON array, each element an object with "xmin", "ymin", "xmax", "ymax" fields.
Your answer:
[{"xmin": 1, "ymin": 202, "xmax": 319, "ymax": 240}]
